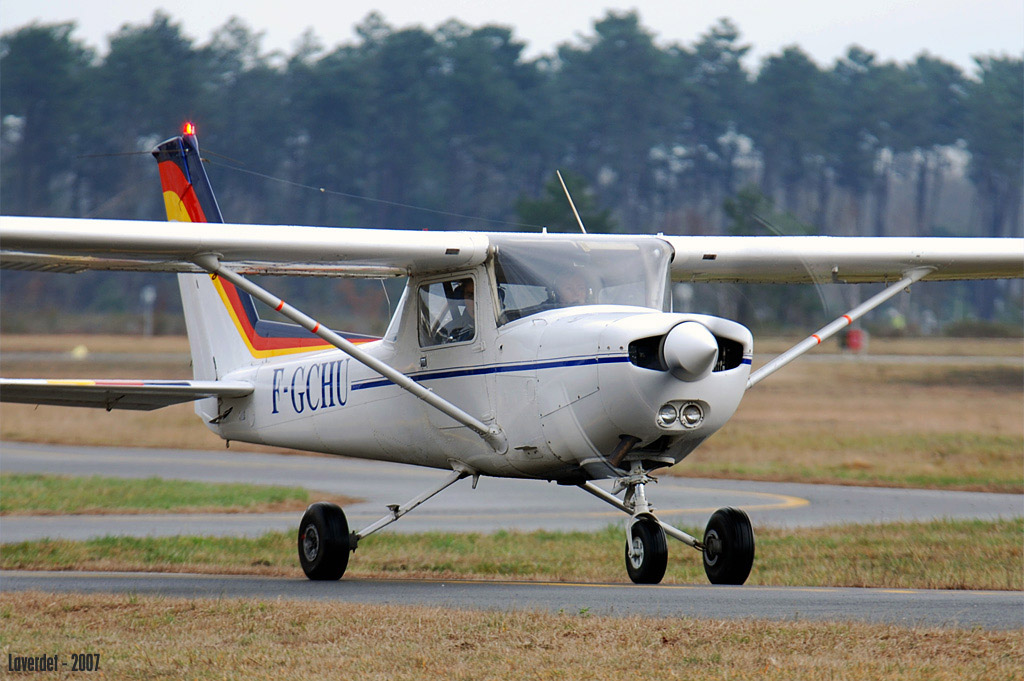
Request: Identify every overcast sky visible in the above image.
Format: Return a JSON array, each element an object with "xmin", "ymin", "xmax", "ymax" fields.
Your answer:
[{"xmin": 2, "ymin": 0, "xmax": 1021, "ymax": 73}]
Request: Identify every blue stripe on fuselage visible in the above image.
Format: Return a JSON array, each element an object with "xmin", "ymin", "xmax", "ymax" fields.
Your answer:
[{"xmin": 350, "ymin": 355, "xmax": 631, "ymax": 392}]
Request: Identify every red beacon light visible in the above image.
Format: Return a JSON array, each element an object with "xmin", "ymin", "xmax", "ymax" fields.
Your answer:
[{"xmin": 183, "ymin": 122, "xmax": 196, "ymax": 136}]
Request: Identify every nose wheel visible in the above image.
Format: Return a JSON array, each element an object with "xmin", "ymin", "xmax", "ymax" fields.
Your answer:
[{"xmin": 625, "ymin": 516, "xmax": 668, "ymax": 584}]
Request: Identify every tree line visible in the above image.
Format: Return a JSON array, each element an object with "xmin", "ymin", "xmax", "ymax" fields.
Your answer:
[{"xmin": 1, "ymin": 11, "xmax": 1021, "ymax": 333}]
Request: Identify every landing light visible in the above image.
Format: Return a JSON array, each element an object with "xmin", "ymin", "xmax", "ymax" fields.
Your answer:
[
  {"xmin": 657, "ymin": 404, "xmax": 677, "ymax": 425},
  {"xmin": 681, "ymin": 403, "xmax": 704, "ymax": 428}
]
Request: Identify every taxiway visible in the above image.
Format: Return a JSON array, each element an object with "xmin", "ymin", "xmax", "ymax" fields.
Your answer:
[
  {"xmin": 2, "ymin": 442, "xmax": 1021, "ymax": 629},
  {"xmin": 2, "ymin": 442, "xmax": 1020, "ymax": 542}
]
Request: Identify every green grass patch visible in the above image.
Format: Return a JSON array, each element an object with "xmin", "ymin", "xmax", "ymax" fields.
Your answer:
[
  {"xmin": 4, "ymin": 518, "xmax": 1020, "ymax": 591},
  {"xmin": 679, "ymin": 459, "xmax": 1024, "ymax": 493},
  {"xmin": 0, "ymin": 473, "xmax": 343, "ymax": 515}
]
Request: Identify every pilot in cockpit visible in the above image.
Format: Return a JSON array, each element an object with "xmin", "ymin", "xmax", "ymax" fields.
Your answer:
[
  {"xmin": 554, "ymin": 270, "xmax": 588, "ymax": 306},
  {"xmin": 443, "ymin": 279, "xmax": 475, "ymax": 342}
]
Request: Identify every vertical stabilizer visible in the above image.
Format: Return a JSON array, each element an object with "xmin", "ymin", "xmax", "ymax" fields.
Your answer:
[
  {"xmin": 153, "ymin": 125, "xmax": 251, "ymax": 423},
  {"xmin": 153, "ymin": 125, "xmax": 342, "ymax": 388}
]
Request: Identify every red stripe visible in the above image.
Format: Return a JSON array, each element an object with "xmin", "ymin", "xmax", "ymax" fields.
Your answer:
[
  {"xmin": 843, "ymin": 315, "xmax": 852, "ymax": 324},
  {"xmin": 312, "ymin": 323, "xmax": 320, "ymax": 333},
  {"xmin": 161, "ymin": 157, "xmax": 366, "ymax": 355},
  {"xmin": 157, "ymin": 161, "xmax": 207, "ymax": 223},
  {"xmin": 219, "ymin": 280, "xmax": 333, "ymax": 351},
  {"xmin": 811, "ymin": 334, "xmax": 821, "ymax": 344}
]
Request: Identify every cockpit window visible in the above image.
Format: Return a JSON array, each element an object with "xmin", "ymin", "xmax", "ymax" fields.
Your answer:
[
  {"xmin": 491, "ymin": 236, "xmax": 672, "ymax": 325},
  {"xmin": 418, "ymin": 277, "xmax": 476, "ymax": 346}
]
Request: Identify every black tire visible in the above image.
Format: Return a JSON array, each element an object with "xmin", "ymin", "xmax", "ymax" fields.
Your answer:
[
  {"xmin": 624, "ymin": 516, "xmax": 668, "ymax": 584},
  {"xmin": 702, "ymin": 507, "xmax": 754, "ymax": 585},
  {"xmin": 298, "ymin": 502, "xmax": 351, "ymax": 581}
]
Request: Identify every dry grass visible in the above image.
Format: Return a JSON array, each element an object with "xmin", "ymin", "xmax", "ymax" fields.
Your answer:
[
  {"xmin": 3, "ymin": 335, "xmax": 1022, "ymax": 489},
  {"xmin": 0, "ymin": 334, "xmax": 193, "ymax": 354},
  {"xmin": 0, "ymin": 400, "xmax": 273, "ymax": 451},
  {"xmin": 4, "ymin": 519, "xmax": 1021, "ymax": 591},
  {"xmin": 677, "ymin": 361, "xmax": 1024, "ymax": 492},
  {"xmin": 1, "ymin": 591, "xmax": 1020, "ymax": 680}
]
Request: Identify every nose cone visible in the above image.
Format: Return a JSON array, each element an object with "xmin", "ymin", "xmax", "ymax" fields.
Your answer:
[{"xmin": 662, "ymin": 321, "xmax": 719, "ymax": 381}]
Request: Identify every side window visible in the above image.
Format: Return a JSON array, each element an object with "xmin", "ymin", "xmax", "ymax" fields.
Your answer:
[{"xmin": 418, "ymin": 278, "xmax": 475, "ymax": 347}]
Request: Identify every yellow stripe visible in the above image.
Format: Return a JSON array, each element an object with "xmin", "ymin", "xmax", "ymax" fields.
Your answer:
[{"xmin": 162, "ymin": 191, "xmax": 193, "ymax": 222}]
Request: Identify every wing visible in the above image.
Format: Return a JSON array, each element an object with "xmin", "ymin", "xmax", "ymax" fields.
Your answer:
[
  {"xmin": 0, "ymin": 216, "xmax": 489, "ymax": 278},
  {"xmin": 664, "ymin": 235, "xmax": 1023, "ymax": 283},
  {"xmin": 0, "ymin": 378, "xmax": 253, "ymax": 411},
  {"xmin": 3, "ymin": 216, "xmax": 1020, "ymax": 282}
]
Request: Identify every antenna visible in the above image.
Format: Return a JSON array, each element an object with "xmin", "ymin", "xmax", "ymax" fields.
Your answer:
[{"xmin": 556, "ymin": 170, "xmax": 587, "ymax": 234}]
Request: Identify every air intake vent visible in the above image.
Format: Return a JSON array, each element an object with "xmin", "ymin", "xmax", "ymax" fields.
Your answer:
[
  {"xmin": 714, "ymin": 336, "xmax": 744, "ymax": 372},
  {"xmin": 627, "ymin": 335, "xmax": 666, "ymax": 370}
]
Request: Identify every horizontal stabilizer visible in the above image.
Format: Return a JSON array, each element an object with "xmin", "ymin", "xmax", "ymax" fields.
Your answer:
[{"xmin": 0, "ymin": 378, "xmax": 253, "ymax": 411}]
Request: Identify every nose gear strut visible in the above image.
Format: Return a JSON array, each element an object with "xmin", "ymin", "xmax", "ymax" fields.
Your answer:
[{"xmin": 577, "ymin": 460, "xmax": 755, "ymax": 585}]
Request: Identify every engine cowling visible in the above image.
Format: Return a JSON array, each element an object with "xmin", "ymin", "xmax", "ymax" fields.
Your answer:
[{"xmin": 500, "ymin": 309, "xmax": 752, "ymax": 479}]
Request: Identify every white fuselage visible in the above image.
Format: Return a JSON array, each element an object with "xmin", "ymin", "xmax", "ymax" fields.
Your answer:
[{"xmin": 210, "ymin": 262, "xmax": 753, "ymax": 482}]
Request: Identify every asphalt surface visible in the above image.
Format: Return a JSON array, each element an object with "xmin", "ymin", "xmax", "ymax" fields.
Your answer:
[
  {"xmin": 2, "ymin": 442, "xmax": 1021, "ymax": 629},
  {"xmin": 2, "ymin": 442, "xmax": 1021, "ymax": 542},
  {"xmin": 3, "ymin": 570, "xmax": 1021, "ymax": 630}
]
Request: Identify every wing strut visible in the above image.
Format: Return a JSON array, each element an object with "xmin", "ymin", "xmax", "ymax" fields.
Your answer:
[
  {"xmin": 747, "ymin": 267, "xmax": 933, "ymax": 389},
  {"xmin": 192, "ymin": 254, "xmax": 508, "ymax": 453}
]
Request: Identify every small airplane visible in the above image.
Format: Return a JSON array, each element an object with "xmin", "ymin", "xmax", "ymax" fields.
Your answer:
[{"xmin": 1, "ymin": 124, "xmax": 1022, "ymax": 585}]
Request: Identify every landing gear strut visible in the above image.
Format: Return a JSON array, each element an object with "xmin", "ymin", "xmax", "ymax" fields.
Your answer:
[
  {"xmin": 578, "ymin": 462, "xmax": 755, "ymax": 586},
  {"xmin": 297, "ymin": 467, "xmax": 472, "ymax": 581}
]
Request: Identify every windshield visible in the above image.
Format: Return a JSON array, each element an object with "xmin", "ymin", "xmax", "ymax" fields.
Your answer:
[{"xmin": 490, "ymin": 235, "xmax": 672, "ymax": 325}]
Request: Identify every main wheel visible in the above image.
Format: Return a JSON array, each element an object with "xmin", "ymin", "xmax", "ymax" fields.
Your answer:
[
  {"xmin": 625, "ymin": 516, "xmax": 668, "ymax": 584},
  {"xmin": 702, "ymin": 507, "xmax": 754, "ymax": 585},
  {"xmin": 298, "ymin": 502, "xmax": 351, "ymax": 581}
]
